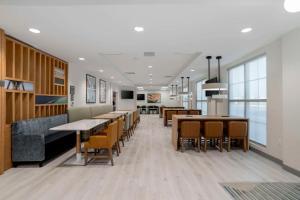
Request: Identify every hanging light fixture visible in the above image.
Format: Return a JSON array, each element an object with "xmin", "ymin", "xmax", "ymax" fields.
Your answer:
[
  {"xmin": 178, "ymin": 77, "xmax": 190, "ymax": 95},
  {"xmin": 284, "ymin": 0, "xmax": 300, "ymax": 13},
  {"xmin": 202, "ymin": 56, "xmax": 228, "ymax": 91}
]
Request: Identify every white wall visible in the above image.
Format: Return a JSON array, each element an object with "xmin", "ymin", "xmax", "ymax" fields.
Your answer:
[
  {"xmin": 282, "ymin": 28, "xmax": 300, "ymax": 171},
  {"xmin": 137, "ymin": 90, "xmax": 181, "ymax": 107},
  {"xmin": 68, "ymin": 63, "xmax": 138, "ymax": 111},
  {"xmin": 117, "ymin": 86, "xmax": 137, "ymax": 110}
]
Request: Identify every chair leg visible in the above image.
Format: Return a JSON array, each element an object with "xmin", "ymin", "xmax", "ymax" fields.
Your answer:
[
  {"xmin": 108, "ymin": 148, "xmax": 114, "ymax": 166},
  {"xmin": 219, "ymin": 137, "xmax": 223, "ymax": 152},
  {"xmin": 180, "ymin": 138, "xmax": 184, "ymax": 152},
  {"xmin": 118, "ymin": 141, "xmax": 121, "ymax": 153},
  {"xmin": 204, "ymin": 138, "xmax": 207, "ymax": 152},
  {"xmin": 84, "ymin": 148, "xmax": 88, "ymax": 165},
  {"xmin": 197, "ymin": 138, "xmax": 200, "ymax": 152},
  {"xmin": 227, "ymin": 137, "xmax": 231, "ymax": 152},
  {"xmin": 121, "ymin": 136, "xmax": 125, "ymax": 147}
]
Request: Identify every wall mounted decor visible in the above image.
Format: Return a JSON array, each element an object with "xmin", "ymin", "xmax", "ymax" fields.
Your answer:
[
  {"xmin": 99, "ymin": 79, "xmax": 106, "ymax": 103},
  {"xmin": 86, "ymin": 74, "xmax": 96, "ymax": 103},
  {"xmin": 147, "ymin": 93, "xmax": 161, "ymax": 103}
]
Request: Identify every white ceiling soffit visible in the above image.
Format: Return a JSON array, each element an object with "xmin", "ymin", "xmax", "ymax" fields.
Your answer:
[{"xmin": 0, "ymin": 1, "xmax": 300, "ymax": 87}]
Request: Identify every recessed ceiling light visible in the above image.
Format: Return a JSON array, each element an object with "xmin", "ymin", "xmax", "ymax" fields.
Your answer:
[
  {"xmin": 99, "ymin": 69, "xmax": 104, "ymax": 73},
  {"xmin": 78, "ymin": 57, "xmax": 85, "ymax": 61},
  {"xmin": 134, "ymin": 26, "xmax": 144, "ymax": 32},
  {"xmin": 241, "ymin": 27, "xmax": 253, "ymax": 33},
  {"xmin": 148, "ymin": 65, "xmax": 153, "ymax": 68},
  {"xmin": 29, "ymin": 28, "xmax": 40, "ymax": 34},
  {"xmin": 284, "ymin": 0, "xmax": 300, "ymax": 13},
  {"xmin": 190, "ymin": 69, "xmax": 195, "ymax": 72},
  {"xmin": 110, "ymin": 76, "xmax": 114, "ymax": 79},
  {"xmin": 149, "ymin": 73, "xmax": 152, "ymax": 76},
  {"xmin": 150, "ymin": 79, "xmax": 152, "ymax": 81},
  {"xmin": 118, "ymin": 81, "xmax": 122, "ymax": 83}
]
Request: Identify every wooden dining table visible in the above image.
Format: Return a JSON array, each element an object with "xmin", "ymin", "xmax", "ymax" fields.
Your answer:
[{"xmin": 171, "ymin": 115, "xmax": 249, "ymax": 151}]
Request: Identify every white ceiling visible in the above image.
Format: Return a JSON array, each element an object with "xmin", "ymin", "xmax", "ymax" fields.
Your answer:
[{"xmin": 0, "ymin": 0, "xmax": 300, "ymax": 89}]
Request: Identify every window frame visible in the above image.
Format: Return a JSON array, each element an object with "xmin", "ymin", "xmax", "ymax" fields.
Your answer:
[
  {"xmin": 196, "ymin": 79, "xmax": 208, "ymax": 115},
  {"xmin": 228, "ymin": 54, "xmax": 267, "ymax": 146}
]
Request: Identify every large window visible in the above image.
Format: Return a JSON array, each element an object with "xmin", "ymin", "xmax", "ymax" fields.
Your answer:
[
  {"xmin": 229, "ymin": 56, "xmax": 267, "ymax": 146},
  {"xmin": 196, "ymin": 80, "xmax": 207, "ymax": 115},
  {"xmin": 182, "ymin": 87, "xmax": 189, "ymax": 109}
]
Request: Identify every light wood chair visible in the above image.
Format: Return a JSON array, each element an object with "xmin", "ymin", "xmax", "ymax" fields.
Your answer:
[
  {"xmin": 178, "ymin": 110, "xmax": 188, "ymax": 115},
  {"xmin": 203, "ymin": 121, "xmax": 223, "ymax": 152},
  {"xmin": 179, "ymin": 121, "xmax": 201, "ymax": 152},
  {"xmin": 83, "ymin": 121, "xmax": 118, "ymax": 166},
  {"xmin": 227, "ymin": 121, "xmax": 248, "ymax": 152},
  {"xmin": 166, "ymin": 110, "xmax": 177, "ymax": 126},
  {"xmin": 118, "ymin": 117, "xmax": 125, "ymax": 148}
]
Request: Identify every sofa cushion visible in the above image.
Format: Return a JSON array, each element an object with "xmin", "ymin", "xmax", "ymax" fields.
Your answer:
[
  {"xmin": 89, "ymin": 105, "xmax": 113, "ymax": 117},
  {"xmin": 12, "ymin": 118, "xmax": 48, "ymax": 136},
  {"xmin": 68, "ymin": 107, "xmax": 92, "ymax": 122},
  {"xmin": 45, "ymin": 130, "xmax": 75, "ymax": 144}
]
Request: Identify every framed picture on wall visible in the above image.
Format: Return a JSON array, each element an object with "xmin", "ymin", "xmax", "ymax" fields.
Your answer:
[
  {"xmin": 99, "ymin": 79, "xmax": 106, "ymax": 103},
  {"xmin": 147, "ymin": 93, "xmax": 161, "ymax": 103},
  {"xmin": 86, "ymin": 74, "xmax": 96, "ymax": 103}
]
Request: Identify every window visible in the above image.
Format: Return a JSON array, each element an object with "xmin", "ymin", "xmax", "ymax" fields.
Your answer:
[
  {"xmin": 228, "ymin": 56, "xmax": 267, "ymax": 146},
  {"xmin": 196, "ymin": 80, "xmax": 207, "ymax": 115},
  {"xmin": 182, "ymin": 87, "xmax": 189, "ymax": 109}
]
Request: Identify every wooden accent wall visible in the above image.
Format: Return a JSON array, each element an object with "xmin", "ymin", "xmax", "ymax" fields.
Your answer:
[
  {"xmin": 0, "ymin": 29, "xmax": 5, "ymax": 175},
  {"xmin": 0, "ymin": 32, "xmax": 68, "ymax": 172}
]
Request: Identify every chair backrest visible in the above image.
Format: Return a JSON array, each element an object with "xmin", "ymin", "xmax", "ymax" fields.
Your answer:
[
  {"xmin": 178, "ymin": 110, "xmax": 188, "ymax": 115},
  {"xmin": 108, "ymin": 121, "xmax": 118, "ymax": 146},
  {"xmin": 123, "ymin": 114, "xmax": 130, "ymax": 131},
  {"xmin": 128, "ymin": 112, "xmax": 133, "ymax": 127},
  {"xmin": 189, "ymin": 110, "xmax": 200, "ymax": 115},
  {"xmin": 180, "ymin": 121, "xmax": 201, "ymax": 138},
  {"xmin": 117, "ymin": 117, "xmax": 124, "ymax": 138},
  {"xmin": 204, "ymin": 121, "xmax": 223, "ymax": 137},
  {"xmin": 133, "ymin": 111, "xmax": 137, "ymax": 122},
  {"xmin": 228, "ymin": 121, "xmax": 247, "ymax": 137},
  {"xmin": 167, "ymin": 110, "xmax": 177, "ymax": 120}
]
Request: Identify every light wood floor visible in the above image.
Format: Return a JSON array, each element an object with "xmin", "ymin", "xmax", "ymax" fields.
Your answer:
[{"xmin": 0, "ymin": 115, "xmax": 299, "ymax": 200}]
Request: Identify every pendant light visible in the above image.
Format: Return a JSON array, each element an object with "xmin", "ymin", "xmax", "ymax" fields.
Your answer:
[
  {"xmin": 202, "ymin": 56, "xmax": 228, "ymax": 91},
  {"xmin": 170, "ymin": 84, "xmax": 178, "ymax": 97},
  {"xmin": 178, "ymin": 77, "xmax": 190, "ymax": 95}
]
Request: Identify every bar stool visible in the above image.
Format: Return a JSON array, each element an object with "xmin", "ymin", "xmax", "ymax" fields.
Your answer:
[
  {"xmin": 227, "ymin": 121, "xmax": 248, "ymax": 152},
  {"xmin": 203, "ymin": 121, "xmax": 223, "ymax": 152},
  {"xmin": 179, "ymin": 121, "xmax": 201, "ymax": 152}
]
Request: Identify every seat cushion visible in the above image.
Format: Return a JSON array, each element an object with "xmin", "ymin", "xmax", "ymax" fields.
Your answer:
[
  {"xmin": 45, "ymin": 130, "xmax": 75, "ymax": 144},
  {"xmin": 68, "ymin": 107, "xmax": 92, "ymax": 122}
]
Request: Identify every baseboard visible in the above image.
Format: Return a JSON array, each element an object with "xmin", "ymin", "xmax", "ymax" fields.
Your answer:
[
  {"xmin": 250, "ymin": 146, "xmax": 300, "ymax": 178},
  {"xmin": 282, "ymin": 164, "xmax": 300, "ymax": 177},
  {"xmin": 250, "ymin": 146, "xmax": 283, "ymax": 165}
]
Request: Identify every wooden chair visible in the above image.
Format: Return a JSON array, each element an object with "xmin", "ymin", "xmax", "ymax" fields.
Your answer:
[
  {"xmin": 227, "ymin": 121, "xmax": 248, "ymax": 152},
  {"xmin": 123, "ymin": 113, "xmax": 131, "ymax": 141},
  {"xmin": 189, "ymin": 110, "xmax": 200, "ymax": 115},
  {"xmin": 179, "ymin": 121, "xmax": 201, "ymax": 152},
  {"xmin": 83, "ymin": 121, "xmax": 118, "ymax": 166},
  {"xmin": 203, "ymin": 121, "xmax": 223, "ymax": 152},
  {"xmin": 166, "ymin": 110, "xmax": 177, "ymax": 126},
  {"xmin": 178, "ymin": 110, "xmax": 188, "ymax": 115},
  {"xmin": 117, "ymin": 117, "xmax": 124, "ymax": 150}
]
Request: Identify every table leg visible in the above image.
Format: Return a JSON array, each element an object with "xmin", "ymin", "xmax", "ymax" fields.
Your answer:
[{"xmin": 76, "ymin": 130, "xmax": 81, "ymax": 161}]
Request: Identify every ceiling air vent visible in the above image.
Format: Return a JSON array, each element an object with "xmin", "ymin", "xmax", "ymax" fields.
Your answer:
[
  {"xmin": 125, "ymin": 72, "xmax": 136, "ymax": 75},
  {"xmin": 144, "ymin": 52, "xmax": 155, "ymax": 57},
  {"xmin": 164, "ymin": 75, "xmax": 175, "ymax": 78}
]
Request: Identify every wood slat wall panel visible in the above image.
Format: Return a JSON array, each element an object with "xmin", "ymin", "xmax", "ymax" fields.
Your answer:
[
  {"xmin": 0, "ymin": 29, "xmax": 6, "ymax": 175},
  {"xmin": 1, "ymin": 33, "xmax": 69, "ymax": 172}
]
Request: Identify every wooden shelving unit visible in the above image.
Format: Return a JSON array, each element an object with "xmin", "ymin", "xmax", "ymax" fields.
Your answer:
[{"xmin": 2, "ymin": 35, "xmax": 68, "ymax": 170}]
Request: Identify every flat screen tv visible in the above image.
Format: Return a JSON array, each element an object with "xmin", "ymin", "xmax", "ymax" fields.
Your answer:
[
  {"xmin": 121, "ymin": 90, "xmax": 134, "ymax": 99},
  {"xmin": 137, "ymin": 94, "xmax": 145, "ymax": 100},
  {"xmin": 205, "ymin": 77, "xmax": 219, "ymax": 97}
]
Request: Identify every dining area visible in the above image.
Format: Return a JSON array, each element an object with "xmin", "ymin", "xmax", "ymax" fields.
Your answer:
[{"xmin": 46, "ymin": 107, "xmax": 140, "ymax": 166}]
